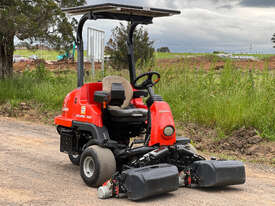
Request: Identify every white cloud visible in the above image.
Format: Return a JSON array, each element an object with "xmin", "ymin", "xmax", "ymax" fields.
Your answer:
[{"xmin": 79, "ymin": 0, "xmax": 275, "ymax": 53}]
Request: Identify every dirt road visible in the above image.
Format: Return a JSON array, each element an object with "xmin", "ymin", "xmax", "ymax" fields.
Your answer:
[{"xmin": 0, "ymin": 117, "xmax": 274, "ymax": 206}]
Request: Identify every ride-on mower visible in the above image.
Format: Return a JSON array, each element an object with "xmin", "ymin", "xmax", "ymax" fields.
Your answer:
[{"xmin": 55, "ymin": 3, "xmax": 245, "ymax": 200}]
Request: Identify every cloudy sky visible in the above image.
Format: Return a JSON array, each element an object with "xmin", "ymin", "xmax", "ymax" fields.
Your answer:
[{"xmin": 79, "ymin": 0, "xmax": 275, "ymax": 53}]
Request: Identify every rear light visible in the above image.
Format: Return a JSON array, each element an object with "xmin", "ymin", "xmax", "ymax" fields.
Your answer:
[{"xmin": 163, "ymin": 126, "xmax": 174, "ymax": 136}]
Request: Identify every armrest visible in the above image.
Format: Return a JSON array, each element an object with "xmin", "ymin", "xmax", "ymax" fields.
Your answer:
[{"xmin": 94, "ymin": 91, "xmax": 110, "ymax": 103}]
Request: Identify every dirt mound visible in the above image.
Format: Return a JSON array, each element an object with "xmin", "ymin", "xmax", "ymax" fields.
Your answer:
[
  {"xmin": 210, "ymin": 128, "xmax": 262, "ymax": 153},
  {"xmin": 0, "ymin": 102, "xmax": 57, "ymax": 125},
  {"xmin": 210, "ymin": 128, "xmax": 275, "ymax": 161},
  {"xmin": 268, "ymin": 56, "xmax": 275, "ymax": 62},
  {"xmin": 179, "ymin": 123, "xmax": 275, "ymax": 164},
  {"xmin": 177, "ymin": 123, "xmax": 216, "ymax": 148},
  {"xmin": 0, "ymin": 102, "xmax": 34, "ymax": 118},
  {"xmin": 33, "ymin": 58, "xmax": 47, "ymax": 65},
  {"xmin": 13, "ymin": 60, "xmax": 102, "ymax": 72}
]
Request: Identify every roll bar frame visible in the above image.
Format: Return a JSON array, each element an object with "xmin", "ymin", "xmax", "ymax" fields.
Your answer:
[
  {"xmin": 76, "ymin": 12, "xmax": 152, "ymax": 87},
  {"xmin": 63, "ymin": 3, "xmax": 180, "ymax": 87}
]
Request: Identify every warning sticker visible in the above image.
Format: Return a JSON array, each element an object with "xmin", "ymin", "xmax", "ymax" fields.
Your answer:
[{"xmin": 81, "ymin": 106, "xmax": 86, "ymax": 115}]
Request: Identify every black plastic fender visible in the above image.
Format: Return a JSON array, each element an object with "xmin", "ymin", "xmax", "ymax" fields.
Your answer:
[{"xmin": 72, "ymin": 121, "xmax": 110, "ymax": 144}]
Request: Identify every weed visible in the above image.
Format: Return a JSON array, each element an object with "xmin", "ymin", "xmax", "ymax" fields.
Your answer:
[{"xmin": 0, "ymin": 64, "xmax": 76, "ymax": 112}]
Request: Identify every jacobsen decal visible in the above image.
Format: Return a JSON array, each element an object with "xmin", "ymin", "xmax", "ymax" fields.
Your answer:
[{"xmin": 76, "ymin": 114, "xmax": 92, "ymax": 119}]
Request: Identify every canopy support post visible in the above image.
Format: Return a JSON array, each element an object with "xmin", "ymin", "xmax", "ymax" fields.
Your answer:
[
  {"xmin": 127, "ymin": 22, "xmax": 139, "ymax": 86},
  {"xmin": 76, "ymin": 13, "xmax": 96, "ymax": 87},
  {"xmin": 75, "ymin": 9, "xmax": 153, "ymax": 88}
]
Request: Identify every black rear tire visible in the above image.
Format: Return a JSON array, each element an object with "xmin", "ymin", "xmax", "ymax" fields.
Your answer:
[
  {"xmin": 80, "ymin": 145, "xmax": 116, "ymax": 187},
  {"xmin": 68, "ymin": 154, "xmax": 80, "ymax": 165}
]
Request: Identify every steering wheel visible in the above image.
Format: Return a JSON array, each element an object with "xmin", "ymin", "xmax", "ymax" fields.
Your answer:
[{"xmin": 133, "ymin": 72, "xmax": 161, "ymax": 90}]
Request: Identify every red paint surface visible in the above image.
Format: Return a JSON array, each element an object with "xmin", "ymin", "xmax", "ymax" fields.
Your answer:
[
  {"xmin": 148, "ymin": 101, "xmax": 176, "ymax": 146},
  {"xmin": 55, "ymin": 83, "xmax": 176, "ymax": 147}
]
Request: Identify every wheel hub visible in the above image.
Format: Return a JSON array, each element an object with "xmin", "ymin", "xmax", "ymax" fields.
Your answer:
[
  {"xmin": 72, "ymin": 154, "xmax": 79, "ymax": 159},
  {"xmin": 83, "ymin": 156, "xmax": 95, "ymax": 178}
]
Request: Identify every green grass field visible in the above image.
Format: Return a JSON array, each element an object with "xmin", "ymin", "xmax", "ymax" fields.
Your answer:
[
  {"xmin": 231, "ymin": 53, "xmax": 275, "ymax": 60},
  {"xmin": 154, "ymin": 52, "xmax": 207, "ymax": 59},
  {"xmin": 154, "ymin": 52, "xmax": 275, "ymax": 60},
  {"xmin": 14, "ymin": 49, "xmax": 60, "ymax": 61},
  {"xmin": 15, "ymin": 49, "xmax": 275, "ymax": 61},
  {"xmin": 155, "ymin": 63, "xmax": 275, "ymax": 141},
  {"xmin": 14, "ymin": 49, "xmax": 275, "ymax": 61},
  {"xmin": 14, "ymin": 49, "xmax": 206, "ymax": 60},
  {"xmin": 2, "ymin": 60, "xmax": 275, "ymax": 141},
  {"xmin": 14, "ymin": 49, "xmax": 87, "ymax": 61}
]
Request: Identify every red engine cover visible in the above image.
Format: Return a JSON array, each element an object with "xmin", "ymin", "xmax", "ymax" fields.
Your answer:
[
  {"xmin": 149, "ymin": 101, "xmax": 176, "ymax": 146},
  {"xmin": 54, "ymin": 82, "xmax": 103, "ymax": 127}
]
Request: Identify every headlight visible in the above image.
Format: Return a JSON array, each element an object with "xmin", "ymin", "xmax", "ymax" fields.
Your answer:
[{"xmin": 163, "ymin": 126, "xmax": 175, "ymax": 136}]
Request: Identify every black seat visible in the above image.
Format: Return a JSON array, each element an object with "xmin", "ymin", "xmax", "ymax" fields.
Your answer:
[
  {"xmin": 109, "ymin": 108, "xmax": 147, "ymax": 117},
  {"xmin": 108, "ymin": 107, "xmax": 147, "ymax": 122},
  {"xmin": 102, "ymin": 77, "xmax": 147, "ymax": 123}
]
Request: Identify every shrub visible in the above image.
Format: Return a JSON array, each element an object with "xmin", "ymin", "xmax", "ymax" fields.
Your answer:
[
  {"xmin": 105, "ymin": 23, "xmax": 154, "ymax": 70},
  {"xmin": 157, "ymin": 47, "xmax": 170, "ymax": 53}
]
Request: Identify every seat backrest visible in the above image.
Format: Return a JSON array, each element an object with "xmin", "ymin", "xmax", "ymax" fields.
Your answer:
[{"xmin": 102, "ymin": 76, "xmax": 133, "ymax": 109}]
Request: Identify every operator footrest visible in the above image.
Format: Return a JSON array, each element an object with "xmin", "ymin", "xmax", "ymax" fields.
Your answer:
[{"xmin": 191, "ymin": 160, "xmax": 246, "ymax": 187}]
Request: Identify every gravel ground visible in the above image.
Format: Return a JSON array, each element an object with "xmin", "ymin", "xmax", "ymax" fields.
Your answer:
[{"xmin": 0, "ymin": 117, "xmax": 274, "ymax": 206}]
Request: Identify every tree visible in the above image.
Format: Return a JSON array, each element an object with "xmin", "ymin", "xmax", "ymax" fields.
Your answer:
[
  {"xmin": 0, "ymin": 0, "xmax": 85, "ymax": 78},
  {"xmin": 157, "ymin": 47, "xmax": 170, "ymax": 53},
  {"xmin": 272, "ymin": 33, "xmax": 275, "ymax": 48},
  {"xmin": 106, "ymin": 23, "xmax": 154, "ymax": 70}
]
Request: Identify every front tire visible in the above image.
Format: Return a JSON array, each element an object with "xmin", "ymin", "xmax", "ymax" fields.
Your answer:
[
  {"xmin": 68, "ymin": 154, "xmax": 80, "ymax": 165},
  {"xmin": 80, "ymin": 145, "xmax": 116, "ymax": 187}
]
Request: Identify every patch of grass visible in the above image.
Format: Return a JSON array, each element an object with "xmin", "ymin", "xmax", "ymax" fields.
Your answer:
[
  {"xmin": 14, "ymin": 49, "xmax": 275, "ymax": 61},
  {"xmin": 14, "ymin": 49, "xmax": 87, "ymax": 61},
  {"xmin": 154, "ymin": 52, "xmax": 207, "ymax": 59},
  {"xmin": 232, "ymin": 53, "xmax": 275, "ymax": 60},
  {"xmin": 154, "ymin": 52, "xmax": 275, "ymax": 60},
  {"xmin": 2, "ymin": 60, "xmax": 275, "ymax": 141},
  {"xmin": 154, "ymin": 61, "xmax": 275, "ymax": 141},
  {"xmin": 0, "ymin": 63, "xmax": 76, "ymax": 112},
  {"xmin": 14, "ymin": 49, "xmax": 60, "ymax": 61}
]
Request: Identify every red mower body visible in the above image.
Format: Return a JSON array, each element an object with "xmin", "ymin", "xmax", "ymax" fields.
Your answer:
[{"xmin": 55, "ymin": 82, "xmax": 176, "ymax": 147}]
